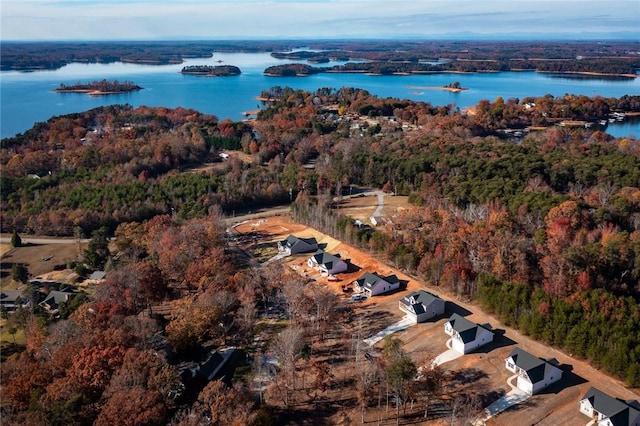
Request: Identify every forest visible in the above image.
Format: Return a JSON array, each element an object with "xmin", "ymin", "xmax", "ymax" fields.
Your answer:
[{"xmin": 1, "ymin": 87, "xmax": 640, "ymax": 423}]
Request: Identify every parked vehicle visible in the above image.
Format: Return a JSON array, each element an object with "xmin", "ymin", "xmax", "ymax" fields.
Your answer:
[{"xmin": 350, "ymin": 294, "xmax": 367, "ymax": 302}]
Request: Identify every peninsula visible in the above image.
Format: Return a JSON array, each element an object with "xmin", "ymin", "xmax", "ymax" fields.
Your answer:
[
  {"xmin": 181, "ymin": 65, "xmax": 241, "ymax": 76},
  {"xmin": 54, "ymin": 79, "xmax": 142, "ymax": 96}
]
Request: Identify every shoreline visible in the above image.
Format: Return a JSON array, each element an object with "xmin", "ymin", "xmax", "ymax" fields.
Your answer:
[
  {"xmin": 53, "ymin": 88, "xmax": 142, "ymax": 96},
  {"xmin": 406, "ymin": 85, "xmax": 469, "ymax": 93}
]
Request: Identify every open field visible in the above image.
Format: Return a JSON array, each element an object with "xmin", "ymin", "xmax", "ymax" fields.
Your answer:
[
  {"xmin": 0, "ymin": 237, "xmax": 85, "ymax": 286},
  {"xmin": 234, "ymin": 214, "xmax": 640, "ymax": 425},
  {"xmin": 333, "ymin": 192, "xmax": 414, "ymax": 224}
]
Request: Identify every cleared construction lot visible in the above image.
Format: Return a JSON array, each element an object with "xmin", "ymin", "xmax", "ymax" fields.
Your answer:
[{"xmin": 233, "ymin": 213, "xmax": 639, "ymax": 425}]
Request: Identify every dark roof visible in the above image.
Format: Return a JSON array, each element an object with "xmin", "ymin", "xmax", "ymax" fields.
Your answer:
[
  {"xmin": 280, "ymin": 235, "xmax": 318, "ymax": 251},
  {"xmin": 447, "ymin": 313, "xmax": 493, "ymax": 343},
  {"xmin": 507, "ymin": 347, "xmax": 560, "ymax": 384},
  {"xmin": 0, "ymin": 290, "xmax": 23, "ymax": 304},
  {"xmin": 400, "ymin": 290, "xmax": 442, "ymax": 311},
  {"xmin": 39, "ymin": 290, "xmax": 76, "ymax": 311},
  {"xmin": 310, "ymin": 250, "xmax": 343, "ymax": 268},
  {"xmin": 582, "ymin": 387, "xmax": 640, "ymax": 426},
  {"xmin": 356, "ymin": 272, "xmax": 399, "ymax": 291}
]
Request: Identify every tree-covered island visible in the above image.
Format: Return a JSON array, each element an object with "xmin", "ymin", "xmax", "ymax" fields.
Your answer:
[
  {"xmin": 181, "ymin": 65, "xmax": 241, "ymax": 76},
  {"xmin": 53, "ymin": 79, "xmax": 142, "ymax": 96}
]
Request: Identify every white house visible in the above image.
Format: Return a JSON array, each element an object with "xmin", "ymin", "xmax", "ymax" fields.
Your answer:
[
  {"xmin": 355, "ymin": 272, "xmax": 400, "ymax": 297},
  {"xmin": 444, "ymin": 313, "xmax": 494, "ymax": 354},
  {"xmin": 307, "ymin": 250, "xmax": 348, "ymax": 275},
  {"xmin": 579, "ymin": 387, "xmax": 640, "ymax": 426},
  {"xmin": 277, "ymin": 235, "xmax": 318, "ymax": 255},
  {"xmin": 399, "ymin": 290, "xmax": 445, "ymax": 323},
  {"xmin": 504, "ymin": 347, "xmax": 563, "ymax": 395}
]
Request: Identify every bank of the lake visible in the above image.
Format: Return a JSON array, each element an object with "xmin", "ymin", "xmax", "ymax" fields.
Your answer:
[{"xmin": 2, "ymin": 52, "xmax": 639, "ymax": 139}]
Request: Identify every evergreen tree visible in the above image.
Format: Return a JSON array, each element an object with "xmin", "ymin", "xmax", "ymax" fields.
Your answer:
[
  {"xmin": 11, "ymin": 263, "xmax": 29, "ymax": 283},
  {"xmin": 84, "ymin": 227, "xmax": 110, "ymax": 270},
  {"xmin": 10, "ymin": 231, "xmax": 22, "ymax": 248}
]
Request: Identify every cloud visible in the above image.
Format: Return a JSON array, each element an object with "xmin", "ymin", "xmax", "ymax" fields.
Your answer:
[{"xmin": 2, "ymin": 0, "xmax": 638, "ymax": 40}]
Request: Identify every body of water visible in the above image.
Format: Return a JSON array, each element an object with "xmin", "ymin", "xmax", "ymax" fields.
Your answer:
[{"xmin": 1, "ymin": 52, "xmax": 639, "ymax": 139}]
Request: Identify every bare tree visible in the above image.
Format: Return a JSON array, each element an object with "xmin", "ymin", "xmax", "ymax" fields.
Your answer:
[
  {"xmin": 307, "ymin": 284, "xmax": 339, "ymax": 338},
  {"xmin": 281, "ymin": 278, "xmax": 308, "ymax": 324},
  {"xmin": 271, "ymin": 325, "xmax": 305, "ymax": 406}
]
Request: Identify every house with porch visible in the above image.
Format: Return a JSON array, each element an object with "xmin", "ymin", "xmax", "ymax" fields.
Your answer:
[
  {"xmin": 277, "ymin": 235, "xmax": 318, "ymax": 255},
  {"xmin": 355, "ymin": 272, "xmax": 400, "ymax": 297},
  {"xmin": 307, "ymin": 250, "xmax": 348, "ymax": 275},
  {"xmin": 505, "ymin": 347, "xmax": 563, "ymax": 395},
  {"xmin": 444, "ymin": 313, "xmax": 494, "ymax": 354},
  {"xmin": 399, "ymin": 290, "xmax": 445, "ymax": 323},
  {"xmin": 579, "ymin": 387, "xmax": 640, "ymax": 426}
]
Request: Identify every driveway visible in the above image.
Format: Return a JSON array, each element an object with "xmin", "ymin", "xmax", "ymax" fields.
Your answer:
[
  {"xmin": 472, "ymin": 373, "xmax": 530, "ymax": 425},
  {"xmin": 431, "ymin": 338, "xmax": 463, "ymax": 367},
  {"xmin": 364, "ymin": 316, "xmax": 415, "ymax": 346}
]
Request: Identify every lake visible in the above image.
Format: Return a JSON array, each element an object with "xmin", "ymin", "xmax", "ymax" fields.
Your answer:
[{"xmin": 1, "ymin": 51, "xmax": 639, "ymax": 139}]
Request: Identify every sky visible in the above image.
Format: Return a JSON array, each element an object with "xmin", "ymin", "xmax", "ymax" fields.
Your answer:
[{"xmin": 2, "ymin": 0, "xmax": 639, "ymax": 41}]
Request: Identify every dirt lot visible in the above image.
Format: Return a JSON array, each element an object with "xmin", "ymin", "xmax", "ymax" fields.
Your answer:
[{"xmin": 234, "ymin": 214, "xmax": 640, "ymax": 426}]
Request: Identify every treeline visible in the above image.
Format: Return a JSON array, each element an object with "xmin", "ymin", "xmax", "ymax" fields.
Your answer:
[
  {"xmin": 55, "ymin": 79, "xmax": 142, "ymax": 93},
  {"xmin": 264, "ymin": 63, "xmax": 321, "ymax": 76},
  {"xmin": 4, "ymin": 40, "xmax": 639, "ymax": 73},
  {"xmin": 181, "ymin": 65, "xmax": 241, "ymax": 76},
  {"xmin": 264, "ymin": 58, "xmax": 640, "ymax": 76}
]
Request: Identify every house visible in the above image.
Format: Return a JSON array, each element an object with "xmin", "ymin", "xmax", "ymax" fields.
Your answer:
[
  {"xmin": 0, "ymin": 289, "xmax": 25, "ymax": 312},
  {"xmin": 355, "ymin": 272, "xmax": 400, "ymax": 297},
  {"xmin": 444, "ymin": 313, "xmax": 494, "ymax": 354},
  {"xmin": 504, "ymin": 347, "xmax": 562, "ymax": 395},
  {"xmin": 278, "ymin": 235, "xmax": 318, "ymax": 255},
  {"xmin": 399, "ymin": 290, "xmax": 445, "ymax": 323},
  {"xmin": 39, "ymin": 290, "xmax": 77, "ymax": 315},
  {"xmin": 579, "ymin": 387, "xmax": 640, "ymax": 426},
  {"xmin": 307, "ymin": 250, "xmax": 348, "ymax": 275}
]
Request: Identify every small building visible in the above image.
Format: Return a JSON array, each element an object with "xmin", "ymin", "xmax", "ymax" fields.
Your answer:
[
  {"xmin": 87, "ymin": 270, "xmax": 106, "ymax": 283},
  {"xmin": 399, "ymin": 290, "xmax": 445, "ymax": 323},
  {"xmin": 277, "ymin": 235, "xmax": 318, "ymax": 255},
  {"xmin": 444, "ymin": 313, "xmax": 494, "ymax": 354},
  {"xmin": 579, "ymin": 387, "xmax": 640, "ymax": 426},
  {"xmin": 505, "ymin": 347, "xmax": 562, "ymax": 395},
  {"xmin": 0, "ymin": 289, "xmax": 25, "ymax": 312},
  {"xmin": 355, "ymin": 272, "xmax": 400, "ymax": 297},
  {"xmin": 307, "ymin": 250, "xmax": 348, "ymax": 275}
]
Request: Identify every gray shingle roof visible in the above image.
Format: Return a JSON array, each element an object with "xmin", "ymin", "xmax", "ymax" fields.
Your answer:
[
  {"xmin": 447, "ymin": 313, "xmax": 493, "ymax": 343},
  {"xmin": 310, "ymin": 250, "xmax": 342, "ymax": 268},
  {"xmin": 356, "ymin": 272, "xmax": 399, "ymax": 291},
  {"xmin": 507, "ymin": 347, "xmax": 559, "ymax": 385},
  {"xmin": 400, "ymin": 290, "xmax": 442, "ymax": 313},
  {"xmin": 582, "ymin": 387, "xmax": 640, "ymax": 426}
]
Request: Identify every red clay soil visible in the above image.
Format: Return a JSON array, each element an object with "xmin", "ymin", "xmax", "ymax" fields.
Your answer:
[{"xmin": 234, "ymin": 214, "xmax": 640, "ymax": 425}]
